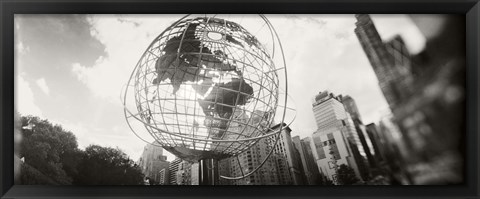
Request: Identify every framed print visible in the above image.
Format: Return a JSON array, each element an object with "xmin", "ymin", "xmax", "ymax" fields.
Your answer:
[{"xmin": 1, "ymin": 0, "xmax": 479, "ymax": 198}]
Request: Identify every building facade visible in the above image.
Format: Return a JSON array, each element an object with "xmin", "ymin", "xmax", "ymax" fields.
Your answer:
[
  {"xmin": 342, "ymin": 95, "xmax": 375, "ymax": 179},
  {"xmin": 168, "ymin": 158, "xmax": 182, "ymax": 185},
  {"xmin": 222, "ymin": 136, "xmax": 281, "ymax": 185},
  {"xmin": 217, "ymin": 123, "xmax": 303, "ymax": 185},
  {"xmin": 354, "ymin": 14, "xmax": 413, "ymax": 111},
  {"xmin": 138, "ymin": 142, "xmax": 170, "ymax": 185},
  {"xmin": 310, "ymin": 91, "xmax": 363, "ymax": 184},
  {"xmin": 355, "ymin": 14, "xmax": 466, "ymax": 184},
  {"xmin": 292, "ymin": 136, "xmax": 321, "ymax": 185},
  {"xmin": 271, "ymin": 124, "xmax": 305, "ymax": 185},
  {"xmin": 158, "ymin": 168, "xmax": 169, "ymax": 185}
]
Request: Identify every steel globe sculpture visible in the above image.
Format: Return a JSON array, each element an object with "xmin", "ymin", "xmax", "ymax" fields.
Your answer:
[{"xmin": 123, "ymin": 14, "xmax": 289, "ymax": 181}]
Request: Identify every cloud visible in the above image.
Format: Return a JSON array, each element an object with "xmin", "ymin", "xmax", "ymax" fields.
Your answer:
[
  {"xmin": 16, "ymin": 75, "xmax": 43, "ymax": 117},
  {"xmin": 69, "ymin": 15, "xmax": 185, "ymax": 160},
  {"xmin": 35, "ymin": 78, "xmax": 50, "ymax": 95},
  {"xmin": 71, "ymin": 15, "xmax": 182, "ymax": 103},
  {"xmin": 16, "ymin": 41, "xmax": 30, "ymax": 54}
]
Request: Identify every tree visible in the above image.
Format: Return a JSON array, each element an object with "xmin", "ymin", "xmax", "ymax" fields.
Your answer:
[
  {"xmin": 74, "ymin": 145, "xmax": 144, "ymax": 185},
  {"xmin": 19, "ymin": 116, "xmax": 80, "ymax": 185},
  {"xmin": 336, "ymin": 164, "xmax": 360, "ymax": 185},
  {"xmin": 319, "ymin": 173, "xmax": 334, "ymax": 185},
  {"xmin": 17, "ymin": 115, "xmax": 144, "ymax": 185}
]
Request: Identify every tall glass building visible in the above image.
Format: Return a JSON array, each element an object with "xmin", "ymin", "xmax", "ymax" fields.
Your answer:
[{"xmin": 310, "ymin": 91, "xmax": 362, "ymax": 184}]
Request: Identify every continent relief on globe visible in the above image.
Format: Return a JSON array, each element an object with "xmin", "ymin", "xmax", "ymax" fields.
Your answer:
[{"xmin": 151, "ymin": 22, "xmax": 255, "ymax": 138}]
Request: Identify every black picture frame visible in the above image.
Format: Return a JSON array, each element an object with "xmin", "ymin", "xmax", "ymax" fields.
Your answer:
[{"xmin": 1, "ymin": 0, "xmax": 479, "ymax": 198}]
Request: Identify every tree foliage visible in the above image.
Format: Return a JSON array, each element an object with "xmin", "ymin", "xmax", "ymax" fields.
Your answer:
[
  {"xmin": 18, "ymin": 115, "xmax": 144, "ymax": 185},
  {"xmin": 74, "ymin": 145, "xmax": 144, "ymax": 185},
  {"xmin": 20, "ymin": 116, "xmax": 78, "ymax": 184},
  {"xmin": 336, "ymin": 164, "xmax": 360, "ymax": 185}
]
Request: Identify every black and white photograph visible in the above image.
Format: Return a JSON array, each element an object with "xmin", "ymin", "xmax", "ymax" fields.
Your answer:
[{"xmin": 13, "ymin": 14, "xmax": 466, "ymax": 186}]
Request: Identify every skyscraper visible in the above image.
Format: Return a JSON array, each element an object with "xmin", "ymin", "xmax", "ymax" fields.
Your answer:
[
  {"xmin": 176, "ymin": 160, "xmax": 192, "ymax": 185},
  {"xmin": 216, "ymin": 110, "xmax": 282, "ymax": 185},
  {"xmin": 310, "ymin": 91, "xmax": 363, "ymax": 184},
  {"xmin": 138, "ymin": 142, "xmax": 170, "ymax": 185},
  {"xmin": 168, "ymin": 158, "xmax": 182, "ymax": 185},
  {"xmin": 342, "ymin": 95, "xmax": 363, "ymax": 123},
  {"xmin": 223, "ymin": 136, "xmax": 281, "ymax": 185},
  {"xmin": 271, "ymin": 123, "xmax": 305, "ymax": 185},
  {"xmin": 342, "ymin": 95, "xmax": 376, "ymax": 177},
  {"xmin": 292, "ymin": 136, "xmax": 321, "ymax": 185},
  {"xmin": 354, "ymin": 14, "xmax": 413, "ymax": 111},
  {"xmin": 365, "ymin": 123, "xmax": 385, "ymax": 166},
  {"xmin": 158, "ymin": 168, "xmax": 169, "ymax": 185}
]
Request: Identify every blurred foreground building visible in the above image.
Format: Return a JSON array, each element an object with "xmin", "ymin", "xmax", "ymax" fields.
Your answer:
[{"xmin": 355, "ymin": 14, "xmax": 466, "ymax": 184}]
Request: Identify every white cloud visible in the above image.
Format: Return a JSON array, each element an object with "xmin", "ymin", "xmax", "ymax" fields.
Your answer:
[
  {"xmin": 35, "ymin": 78, "xmax": 50, "ymax": 95},
  {"xmin": 69, "ymin": 15, "xmax": 191, "ymax": 160},
  {"xmin": 16, "ymin": 41, "xmax": 30, "ymax": 54},
  {"xmin": 16, "ymin": 75, "xmax": 43, "ymax": 117},
  {"xmin": 71, "ymin": 15, "xmax": 182, "ymax": 103}
]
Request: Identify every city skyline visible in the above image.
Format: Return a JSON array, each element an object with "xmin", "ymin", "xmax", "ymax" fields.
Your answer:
[{"xmin": 14, "ymin": 14, "xmax": 426, "ymax": 161}]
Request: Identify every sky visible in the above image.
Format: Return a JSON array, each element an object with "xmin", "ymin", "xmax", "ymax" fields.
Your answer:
[{"xmin": 14, "ymin": 14, "xmax": 426, "ymax": 161}]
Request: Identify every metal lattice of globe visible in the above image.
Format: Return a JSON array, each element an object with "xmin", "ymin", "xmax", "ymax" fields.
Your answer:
[{"xmin": 123, "ymin": 15, "xmax": 287, "ymax": 162}]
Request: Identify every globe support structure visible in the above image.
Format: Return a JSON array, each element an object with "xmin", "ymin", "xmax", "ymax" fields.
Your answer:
[{"xmin": 199, "ymin": 158, "xmax": 219, "ymax": 185}]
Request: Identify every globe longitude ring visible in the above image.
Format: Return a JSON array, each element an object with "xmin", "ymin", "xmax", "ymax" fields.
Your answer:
[{"xmin": 122, "ymin": 14, "xmax": 289, "ymax": 179}]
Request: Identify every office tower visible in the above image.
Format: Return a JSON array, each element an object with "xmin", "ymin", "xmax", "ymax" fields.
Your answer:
[
  {"xmin": 342, "ymin": 96, "xmax": 376, "ymax": 176},
  {"xmin": 224, "ymin": 136, "xmax": 281, "ymax": 185},
  {"xmin": 215, "ymin": 109, "xmax": 281, "ymax": 185},
  {"xmin": 310, "ymin": 91, "xmax": 363, "ymax": 184},
  {"xmin": 342, "ymin": 95, "xmax": 363, "ymax": 123},
  {"xmin": 158, "ymin": 168, "xmax": 169, "ymax": 185},
  {"xmin": 272, "ymin": 153, "xmax": 291, "ymax": 185},
  {"xmin": 292, "ymin": 136, "xmax": 321, "ymax": 185},
  {"xmin": 138, "ymin": 142, "xmax": 170, "ymax": 185},
  {"xmin": 354, "ymin": 14, "xmax": 413, "ymax": 111},
  {"xmin": 365, "ymin": 123, "xmax": 385, "ymax": 166},
  {"xmin": 271, "ymin": 123, "xmax": 305, "ymax": 185},
  {"xmin": 168, "ymin": 158, "xmax": 182, "ymax": 185},
  {"xmin": 221, "ymin": 123, "xmax": 303, "ymax": 185},
  {"xmin": 175, "ymin": 160, "xmax": 192, "ymax": 185},
  {"xmin": 218, "ymin": 138, "xmax": 281, "ymax": 185}
]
